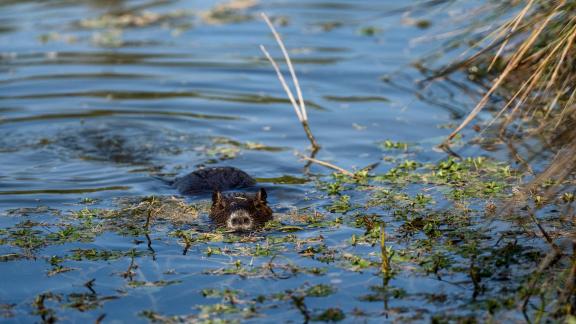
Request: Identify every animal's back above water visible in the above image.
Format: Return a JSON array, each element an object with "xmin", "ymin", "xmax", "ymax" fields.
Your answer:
[{"xmin": 173, "ymin": 167, "xmax": 256, "ymax": 194}]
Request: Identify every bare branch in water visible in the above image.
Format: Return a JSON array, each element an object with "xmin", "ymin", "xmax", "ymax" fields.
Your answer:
[
  {"xmin": 261, "ymin": 13, "xmax": 307, "ymax": 121},
  {"xmin": 260, "ymin": 12, "xmax": 320, "ymax": 150},
  {"xmin": 259, "ymin": 45, "xmax": 303, "ymax": 122},
  {"xmin": 296, "ymin": 153, "xmax": 354, "ymax": 177}
]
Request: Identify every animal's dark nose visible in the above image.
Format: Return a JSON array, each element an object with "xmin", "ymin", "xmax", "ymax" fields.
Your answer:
[
  {"xmin": 231, "ymin": 216, "xmax": 250, "ymax": 226},
  {"xmin": 228, "ymin": 211, "xmax": 253, "ymax": 230}
]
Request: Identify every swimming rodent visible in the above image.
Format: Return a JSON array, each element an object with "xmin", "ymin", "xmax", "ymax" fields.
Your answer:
[
  {"xmin": 210, "ymin": 188, "xmax": 273, "ymax": 231},
  {"xmin": 172, "ymin": 167, "xmax": 272, "ymax": 231},
  {"xmin": 173, "ymin": 167, "xmax": 256, "ymax": 194}
]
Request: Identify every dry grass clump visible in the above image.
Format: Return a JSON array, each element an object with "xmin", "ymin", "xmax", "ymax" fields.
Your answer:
[
  {"xmin": 200, "ymin": 0, "xmax": 258, "ymax": 25},
  {"xmin": 430, "ymin": 1, "xmax": 576, "ymax": 197},
  {"xmin": 447, "ymin": 0, "xmax": 576, "ymax": 140},
  {"xmin": 423, "ymin": 3, "xmax": 576, "ymax": 319},
  {"xmin": 108, "ymin": 196, "xmax": 205, "ymax": 225}
]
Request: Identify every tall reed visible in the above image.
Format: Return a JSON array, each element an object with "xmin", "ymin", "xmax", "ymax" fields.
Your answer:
[{"xmin": 260, "ymin": 13, "xmax": 320, "ymax": 151}]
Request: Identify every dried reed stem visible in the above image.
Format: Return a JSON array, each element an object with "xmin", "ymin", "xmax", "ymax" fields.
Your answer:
[
  {"xmin": 296, "ymin": 153, "xmax": 354, "ymax": 177},
  {"xmin": 556, "ymin": 243, "xmax": 576, "ymax": 314},
  {"xmin": 380, "ymin": 223, "xmax": 390, "ymax": 276},
  {"xmin": 260, "ymin": 12, "xmax": 319, "ymax": 150},
  {"xmin": 301, "ymin": 121, "xmax": 319, "ymax": 149},
  {"xmin": 261, "ymin": 13, "xmax": 307, "ymax": 121},
  {"xmin": 259, "ymin": 45, "xmax": 303, "ymax": 122},
  {"xmin": 445, "ymin": 0, "xmax": 565, "ymax": 143},
  {"xmin": 487, "ymin": 0, "xmax": 535, "ymax": 71}
]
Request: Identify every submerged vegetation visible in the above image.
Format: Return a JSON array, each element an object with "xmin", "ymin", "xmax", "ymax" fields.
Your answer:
[{"xmin": 2, "ymin": 153, "xmax": 572, "ymax": 321}]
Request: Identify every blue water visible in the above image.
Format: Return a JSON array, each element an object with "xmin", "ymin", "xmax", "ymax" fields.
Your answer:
[{"xmin": 0, "ymin": 0, "xmax": 519, "ymax": 322}]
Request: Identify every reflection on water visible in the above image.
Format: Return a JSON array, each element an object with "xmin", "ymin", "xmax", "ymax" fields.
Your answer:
[{"xmin": 0, "ymin": 0, "xmax": 482, "ymax": 322}]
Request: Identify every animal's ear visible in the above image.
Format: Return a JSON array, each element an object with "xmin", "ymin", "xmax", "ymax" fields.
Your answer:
[
  {"xmin": 212, "ymin": 191, "xmax": 223, "ymax": 205},
  {"xmin": 255, "ymin": 188, "xmax": 267, "ymax": 204}
]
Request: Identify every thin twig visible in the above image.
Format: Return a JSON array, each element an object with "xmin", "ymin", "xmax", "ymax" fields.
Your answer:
[
  {"xmin": 179, "ymin": 232, "xmax": 192, "ymax": 255},
  {"xmin": 303, "ymin": 145, "xmax": 320, "ymax": 175},
  {"xmin": 95, "ymin": 314, "xmax": 106, "ymax": 324},
  {"xmin": 529, "ymin": 213, "xmax": 561, "ymax": 253},
  {"xmin": 259, "ymin": 45, "xmax": 303, "ymax": 122},
  {"xmin": 261, "ymin": 13, "xmax": 307, "ymax": 121},
  {"xmin": 301, "ymin": 121, "xmax": 320, "ymax": 149},
  {"xmin": 521, "ymin": 248, "xmax": 562, "ymax": 318},
  {"xmin": 260, "ymin": 13, "xmax": 320, "ymax": 150},
  {"xmin": 84, "ymin": 278, "xmax": 96, "ymax": 294},
  {"xmin": 555, "ymin": 241, "xmax": 576, "ymax": 316},
  {"xmin": 291, "ymin": 295, "xmax": 311, "ymax": 324},
  {"xmin": 144, "ymin": 196, "xmax": 155, "ymax": 231},
  {"xmin": 380, "ymin": 223, "xmax": 390, "ymax": 277},
  {"xmin": 145, "ymin": 233, "xmax": 156, "ymax": 260},
  {"xmin": 487, "ymin": 0, "xmax": 535, "ymax": 71},
  {"xmin": 121, "ymin": 249, "xmax": 137, "ymax": 281},
  {"xmin": 297, "ymin": 153, "xmax": 354, "ymax": 177}
]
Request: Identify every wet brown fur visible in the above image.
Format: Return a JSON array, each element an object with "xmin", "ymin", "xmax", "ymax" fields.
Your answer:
[{"xmin": 210, "ymin": 188, "xmax": 273, "ymax": 231}]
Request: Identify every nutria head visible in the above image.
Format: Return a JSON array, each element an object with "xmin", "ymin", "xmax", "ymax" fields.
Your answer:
[{"xmin": 209, "ymin": 188, "xmax": 273, "ymax": 231}]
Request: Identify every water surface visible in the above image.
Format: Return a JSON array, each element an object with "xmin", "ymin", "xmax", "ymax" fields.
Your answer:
[{"xmin": 0, "ymin": 0, "xmax": 525, "ymax": 322}]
